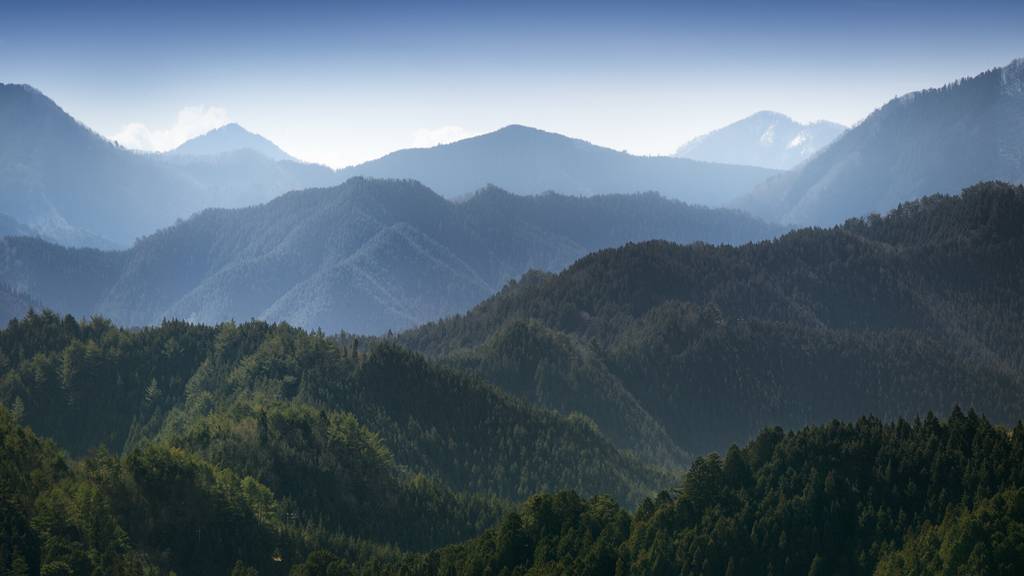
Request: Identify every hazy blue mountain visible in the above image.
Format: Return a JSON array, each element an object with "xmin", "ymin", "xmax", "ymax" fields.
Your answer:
[
  {"xmin": 739, "ymin": 59, "xmax": 1024, "ymax": 225},
  {"xmin": 167, "ymin": 122, "xmax": 295, "ymax": 161},
  {"xmin": 0, "ymin": 213, "xmax": 32, "ymax": 238},
  {"xmin": 338, "ymin": 125, "xmax": 778, "ymax": 206},
  {"xmin": 0, "ymin": 282, "xmax": 36, "ymax": 324},
  {"xmin": 676, "ymin": 111, "xmax": 845, "ymax": 170},
  {"xmin": 0, "ymin": 84, "xmax": 340, "ymax": 248},
  {"xmin": 0, "ymin": 178, "xmax": 783, "ymax": 334}
]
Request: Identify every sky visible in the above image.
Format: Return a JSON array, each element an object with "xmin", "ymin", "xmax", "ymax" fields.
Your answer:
[{"xmin": 1, "ymin": 0, "xmax": 1022, "ymax": 168}]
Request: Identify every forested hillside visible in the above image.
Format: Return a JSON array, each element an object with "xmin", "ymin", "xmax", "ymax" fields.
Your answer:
[
  {"xmin": 0, "ymin": 312, "xmax": 669, "ymax": 509},
  {"xmin": 4, "ymin": 183, "xmax": 1024, "ymax": 575},
  {"xmin": 395, "ymin": 412, "xmax": 1024, "ymax": 575},
  {"xmin": 4, "ymin": 402, "xmax": 1020, "ymax": 574},
  {"xmin": 0, "ymin": 178, "xmax": 783, "ymax": 334},
  {"xmin": 404, "ymin": 182, "xmax": 1024, "ymax": 458}
]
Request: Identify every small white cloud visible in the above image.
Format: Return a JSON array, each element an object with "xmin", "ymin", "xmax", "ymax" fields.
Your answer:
[
  {"xmin": 111, "ymin": 105, "xmax": 230, "ymax": 152},
  {"xmin": 411, "ymin": 125, "xmax": 472, "ymax": 148}
]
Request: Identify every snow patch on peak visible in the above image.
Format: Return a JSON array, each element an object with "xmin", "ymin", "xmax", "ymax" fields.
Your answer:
[
  {"xmin": 759, "ymin": 125, "xmax": 776, "ymax": 146},
  {"xmin": 786, "ymin": 133, "xmax": 807, "ymax": 149}
]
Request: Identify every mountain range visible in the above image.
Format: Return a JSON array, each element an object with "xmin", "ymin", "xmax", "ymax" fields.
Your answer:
[
  {"xmin": 0, "ymin": 86, "xmax": 782, "ymax": 249},
  {"xmin": 0, "ymin": 83, "xmax": 339, "ymax": 248},
  {"xmin": 0, "ymin": 177, "xmax": 783, "ymax": 333},
  {"xmin": 2, "ymin": 184, "xmax": 1023, "ymax": 574},
  {"xmin": 676, "ymin": 111, "xmax": 845, "ymax": 170},
  {"xmin": 403, "ymin": 182, "xmax": 1024, "ymax": 458},
  {"xmin": 740, "ymin": 58, "xmax": 1024, "ymax": 225},
  {"xmin": 336, "ymin": 124, "xmax": 778, "ymax": 204}
]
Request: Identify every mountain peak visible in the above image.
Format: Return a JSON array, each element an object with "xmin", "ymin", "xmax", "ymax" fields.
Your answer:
[
  {"xmin": 168, "ymin": 122, "xmax": 294, "ymax": 161},
  {"xmin": 676, "ymin": 111, "xmax": 845, "ymax": 170}
]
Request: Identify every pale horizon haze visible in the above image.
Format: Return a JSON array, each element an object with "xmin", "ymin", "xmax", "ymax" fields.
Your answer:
[{"xmin": 2, "ymin": 0, "xmax": 1022, "ymax": 168}]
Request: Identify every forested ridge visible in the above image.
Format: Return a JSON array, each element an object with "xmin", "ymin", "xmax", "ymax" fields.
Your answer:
[
  {"xmin": 4, "ymin": 402, "xmax": 1022, "ymax": 574},
  {"xmin": 395, "ymin": 411, "xmax": 1024, "ymax": 575},
  {"xmin": 2, "ymin": 183, "xmax": 1024, "ymax": 574},
  {"xmin": 404, "ymin": 182, "xmax": 1024, "ymax": 458},
  {"xmin": 0, "ymin": 311, "xmax": 674, "ymax": 574},
  {"xmin": 0, "ymin": 177, "xmax": 782, "ymax": 334}
]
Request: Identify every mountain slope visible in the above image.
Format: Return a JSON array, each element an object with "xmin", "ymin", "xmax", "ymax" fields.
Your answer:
[
  {"xmin": 167, "ymin": 122, "xmax": 294, "ymax": 160},
  {"xmin": 676, "ymin": 111, "xmax": 845, "ymax": 170},
  {"xmin": 0, "ymin": 314, "xmax": 670, "ymax": 510},
  {"xmin": 338, "ymin": 125, "xmax": 778, "ymax": 206},
  {"xmin": 739, "ymin": 59, "xmax": 1024, "ymax": 225},
  {"xmin": 403, "ymin": 182, "xmax": 1024, "ymax": 456},
  {"xmin": 0, "ymin": 178, "xmax": 784, "ymax": 334},
  {"xmin": 0, "ymin": 84, "xmax": 339, "ymax": 247},
  {"xmin": 399, "ymin": 412, "xmax": 1024, "ymax": 576}
]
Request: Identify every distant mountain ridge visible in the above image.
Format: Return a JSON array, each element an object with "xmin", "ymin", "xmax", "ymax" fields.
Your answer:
[
  {"xmin": 676, "ymin": 111, "xmax": 845, "ymax": 170},
  {"xmin": 167, "ymin": 122, "xmax": 295, "ymax": 161},
  {"xmin": 739, "ymin": 58, "xmax": 1024, "ymax": 225},
  {"xmin": 0, "ymin": 177, "xmax": 783, "ymax": 334},
  {"xmin": 338, "ymin": 124, "xmax": 779, "ymax": 206},
  {"xmin": 0, "ymin": 86, "xmax": 782, "ymax": 247},
  {"xmin": 0, "ymin": 83, "xmax": 340, "ymax": 247}
]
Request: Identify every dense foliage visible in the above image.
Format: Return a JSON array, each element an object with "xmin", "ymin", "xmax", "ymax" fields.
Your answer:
[
  {"xmin": 0, "ymin": 311, "xmax": 668, "ymax": 506},
  {"xmin": 397, "ymin": 411, "xmax": 1024, "ymax": 575},
  {"xmin": 406, "ymin": 182, "xmax": 1024, "ymax": 458}
]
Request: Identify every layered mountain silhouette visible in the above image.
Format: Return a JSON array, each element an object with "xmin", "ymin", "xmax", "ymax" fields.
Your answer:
[
  {"xmin": 338, "ymin": 125, "xmax": 778, "ymax": 205},
  {"xmin": 676, "ymin": 111, "xmax": 845, "ymax": 170},
  {"xmin": 0, "ymin": 86, "xmax": 782, "ymax": 248},
  {"xmin": 404, "ymin": 182, "xmax": 1024, "ymax": 457},
  {"xmin": 740, "ymin": 59, "xmax": 1024, "ymax": 225},
  {"xmin": 0, "ymin": 177, "xmax": 783, "ymax": 334},
  {"xmin": 167, "ymin": 122, "xmax": 295, "ymax": 161},
  {"xmin": 0, "ymin": 84, "xmax": 339, "ymax": 248}
]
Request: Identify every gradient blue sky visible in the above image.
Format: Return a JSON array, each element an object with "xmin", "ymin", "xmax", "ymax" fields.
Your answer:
[{"xmin": 2, "ymin": 0, "xmax": 1022, "ymax": 168}]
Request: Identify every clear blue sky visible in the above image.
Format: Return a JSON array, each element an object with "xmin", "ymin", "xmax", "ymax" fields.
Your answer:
[{"xmin": 2, "ymin": 0, "xmax": 1021, "ymax": 168}]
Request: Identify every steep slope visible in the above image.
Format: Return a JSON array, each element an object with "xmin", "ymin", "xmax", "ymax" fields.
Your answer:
[
  {"xmin": 167, "ymin": 122, "xmax": 295, "ymax": 161},
  {"xmin": 676, "ymin": 111, "xmax": 845, "ymax": 170},
  {"xmin": 740, "ymin": 59, "xmax": 1024, "ymax": 225},
  {"xmin": 0, "ymin": 84, "xmax": 339, "ymax": 247},
  {"xmin": 403, "ymin": 182, "xmax": 1024, "ymax": 456},
  {"xmin": 339, "ymin": 125, "xmax": 778, "ymax": 206},
  {"xmin": 0, "ymin": 178, "xmax": 784, "ymax": 334}
]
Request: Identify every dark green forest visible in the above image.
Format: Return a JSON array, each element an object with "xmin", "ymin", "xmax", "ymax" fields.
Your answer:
[
  {"xmin": 404, "ymin": 181, "xmax": 1024, "ymax": 457},
  {"xmin": 4, "ymin": 401, "xmax": 1023, "ymax": 574},
  {"xmin": 2, "ymin": 183, "xmax": 1024, "ymax": 574}
]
